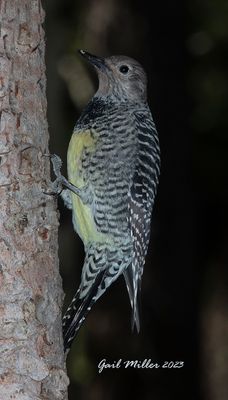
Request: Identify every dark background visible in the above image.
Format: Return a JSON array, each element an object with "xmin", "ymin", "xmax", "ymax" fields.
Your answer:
[{"xmin": 44, "ymin": 1, "xmax": 228, "ymax": 399}]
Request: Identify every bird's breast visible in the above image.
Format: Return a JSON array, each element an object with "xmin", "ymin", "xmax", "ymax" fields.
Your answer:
[
  {"xmin": 67, "ymin": 129, "xmax": 96, "ymax": 188},
  {"xmin": 67, "ymin": 129, "xmax": 101, "ymax": 244}
]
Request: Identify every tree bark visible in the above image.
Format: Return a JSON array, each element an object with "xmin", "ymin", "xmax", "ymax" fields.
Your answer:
[{"xmin": 0, "ymin": 1, "xmax": 68, "ymax": 399}]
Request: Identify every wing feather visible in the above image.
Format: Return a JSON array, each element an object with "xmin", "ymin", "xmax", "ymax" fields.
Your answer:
[{"xmin": 126, "ymin": 110, "xmax": 160, "ymax": 329}]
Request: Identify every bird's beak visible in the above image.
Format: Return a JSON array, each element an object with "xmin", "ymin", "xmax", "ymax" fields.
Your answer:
[{"xmin": 78, "ymin": 49, "xmax": 106, "ymax": 71}]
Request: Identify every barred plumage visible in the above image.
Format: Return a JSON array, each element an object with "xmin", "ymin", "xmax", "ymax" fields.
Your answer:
[{"xmin": 53, "ymin": 50, "xmax": 160, "ymax": 352}]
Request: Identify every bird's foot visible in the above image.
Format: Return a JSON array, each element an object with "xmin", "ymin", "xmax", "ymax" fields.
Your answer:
[
  {"xmin": 44, "ymin": 153, "xmax": 82, "ymax": 198},
  {"xmin": 43, "ymin": 153, "xmax": 92, "ymax": 205},
  {"xmin": 50, "ymin": 154, "xmax": 63, "ymax": 181},
  {"xmin": 43, "ymin": 154, "xmax": 64, "ymax": 196}
]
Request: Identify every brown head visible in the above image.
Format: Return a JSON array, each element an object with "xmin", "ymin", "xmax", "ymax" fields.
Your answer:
[{"xmin": 79, "ymin": 50, "xmax": 148, "ymax": 104}]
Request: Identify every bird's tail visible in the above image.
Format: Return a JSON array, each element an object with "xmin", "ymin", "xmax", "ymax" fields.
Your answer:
[
  {"xmin": 62, "ymin": 244, "xmax": 131, "ymax": 352},
  {"xmin": 63, "ymin": 270, "xmax": 105, "ymax": 351},
  {"xmin": 123, "ymin": 263, "xmax": 142, "ymax": 333}
]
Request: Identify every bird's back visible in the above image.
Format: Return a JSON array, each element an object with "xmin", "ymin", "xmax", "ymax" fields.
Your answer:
[{"xmin": 68, "ymin": 97, "xmax": 144, "ymax": 244}]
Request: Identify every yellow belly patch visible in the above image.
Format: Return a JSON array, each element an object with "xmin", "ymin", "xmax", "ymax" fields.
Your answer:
[
  {"xmin": 67, "ymin": 129, "xmax": 95, "ymax": 189},
  {"xmin": 67, "ymin": 129, "xmax": 106, "ymax": 244}
]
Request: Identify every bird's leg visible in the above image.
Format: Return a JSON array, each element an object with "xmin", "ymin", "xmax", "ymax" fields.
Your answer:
[
  {"xmin": 46, "ymin": 154, "xmax": 92, "ymax": 205},
  {"xmin": 49, "ymin": 154, "xmax": 81, "ymax": 196}
]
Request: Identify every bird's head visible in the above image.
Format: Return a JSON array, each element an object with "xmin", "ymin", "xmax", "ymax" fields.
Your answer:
[{"xmin": 79, "ymin": 50, "xmax": 148, "ymax": 104}]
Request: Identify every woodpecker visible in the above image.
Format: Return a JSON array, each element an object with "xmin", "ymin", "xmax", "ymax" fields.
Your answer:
[{"xmin": 51, "ymin": 50, "xmax": 160, "ymax": 352}]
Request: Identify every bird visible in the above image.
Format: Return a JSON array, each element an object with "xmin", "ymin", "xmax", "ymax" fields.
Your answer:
[{"xmin": 51, "ymin": 49, "xmax": 160, "ymax": 352}]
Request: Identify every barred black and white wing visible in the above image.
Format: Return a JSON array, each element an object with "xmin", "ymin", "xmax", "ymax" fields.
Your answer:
[{"xmin": 125, "ymin": 109, "xmax": 160, "ymax": 331}]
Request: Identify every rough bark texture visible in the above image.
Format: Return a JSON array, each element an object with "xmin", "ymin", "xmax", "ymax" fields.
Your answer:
[{"xmin": 0, "ymin": 1, "xmax": 69, "ymax": 399}]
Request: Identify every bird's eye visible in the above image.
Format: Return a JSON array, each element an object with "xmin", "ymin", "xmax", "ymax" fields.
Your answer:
[{"xmin": 119, "ymin": 65, "xmax": 129, "ymax": 74}]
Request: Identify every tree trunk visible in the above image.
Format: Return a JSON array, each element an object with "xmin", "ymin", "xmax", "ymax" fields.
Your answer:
[{"xmin": 0, "ymin": 1, "xmax": 68, "ymax": 399}]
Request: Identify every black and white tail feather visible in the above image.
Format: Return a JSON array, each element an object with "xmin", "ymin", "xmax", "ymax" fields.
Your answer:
[
  {"xmin": 63, "ymin": 264, "xmax": 141, "ymax": 352},
  {"xmin": 123, "ymin": 265, "xmax": 141, "ymax": 333},
  {"xmin": 62, "ymin": 245, "xmax": 132, "ymax": 352},
  {"xmin": 63, "ymin": 271, "xmax": 105, "ymax": 351}
]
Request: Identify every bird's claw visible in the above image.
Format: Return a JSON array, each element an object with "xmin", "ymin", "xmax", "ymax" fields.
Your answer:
[
  {"xmin": 50, "ymin": 154, "xmax": 63, "ymax": 179},
  {"xmin": 42, "ymin": 153, "xmax": 64, "ymax": 196},
  {"xmin": 43, "ymin": 152, "xmax": 82, "ymax": 200}
]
